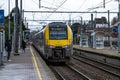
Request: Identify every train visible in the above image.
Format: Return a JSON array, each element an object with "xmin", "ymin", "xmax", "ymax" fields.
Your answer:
[{"xmin": 32, "ymin": 22, "xmax": 73, "ymax": 62}]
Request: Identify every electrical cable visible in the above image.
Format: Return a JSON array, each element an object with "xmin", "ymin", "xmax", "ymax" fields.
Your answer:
[
  {"xmin": 72, "ymin": 0, "xmax": 114, "ymax": 20},
  {"xmin": 77, "ymin": 0, "xmax": 86, "ymax": 10},
  {"xmin": 31, "ymin": 0, "xmax": 67, "ymax": 24},
  {"xmin": 88, "ymin": 0, "xmax": 113, "ymax": 11},
  {"xmin": 25, "ymin": 0, "xmax": 117, "ymax": 30},
  {"xmin": 31, "ymin": 0, "xmax": 59, "ymax": 10}
]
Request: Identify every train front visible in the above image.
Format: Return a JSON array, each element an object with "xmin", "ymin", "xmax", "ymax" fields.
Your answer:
[{"xmin": 44, "ymin": 22, "xmax": 73, "ymax": 62}]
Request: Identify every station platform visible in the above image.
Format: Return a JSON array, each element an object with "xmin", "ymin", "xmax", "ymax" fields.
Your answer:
[
  {"xmin": 73, "ymin": 45, "xmax": 120, "ymax": 58},
  {"xmin": 0, "ymin": 45, "xmax": 57, "ymax": 80}
]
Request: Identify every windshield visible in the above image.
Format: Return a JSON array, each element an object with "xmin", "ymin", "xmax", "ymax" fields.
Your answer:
[{"xmin": 49, "ymin": 27, "xmax": 67, "ymax": 39}]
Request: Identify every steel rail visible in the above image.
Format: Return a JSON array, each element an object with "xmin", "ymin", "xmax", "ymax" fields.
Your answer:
[
  {"xmin": 72, "ymin": 55, "xmax": 120, "ymax": 78},
  {"xmin": 66, "ymin": 64, "xmax": 91, "ymax": 80},
  {"xmin": 52, "ymin": 67, "xmax": 66, "ymax": 80}
]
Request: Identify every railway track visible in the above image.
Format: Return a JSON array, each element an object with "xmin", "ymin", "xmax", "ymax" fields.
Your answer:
[
  {"xmin": 33, "ymin": 44, "xmax": 90, "ymax": 79},
  {"xmin": 49, "ymin": 64, "xmax": 90, "ymax": 80},
  {"xmin": 33, "ymin": 44, "xmax": 120, "ymax": 79},
  {"xmin": 71, "ymin": 53, "xmax": 120, "ymax": 80}
]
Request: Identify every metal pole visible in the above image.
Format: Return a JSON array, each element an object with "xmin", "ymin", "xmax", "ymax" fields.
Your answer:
[
  {"xmin": 91, "ymin": 14, "xmax": 94, "ymax": 30},
  {"xmin": 14, "ymin": 0, "xmax": 19, "ymax": 54},
  {"xmin": 19, "ymin": 0, "xmax": 22, "ymax": 48},
  {"xmin": 13, "ymin": 13, "xmax": 16, "ymax": 53},
  {"xmin": 8, "ymin": 0, "xmax": 10, "ymax": 40},
  {"xmin": 80, "ymin": 16, "xmax": 83, "ymax": 34},
  {"xmin": 91, "ymin": 14, "xmax": 94, "ymax": 48},
  {"xmin": 24, "ymin": 17, "xmax": 26, "ymax": 26},
  {"xmin": 103, "ymin": 0, "xmax": 105, "ymax": 8},
  {"xmin": 118, "ymin": 0, "xmax": 120, "ymax": 53},
  {"xmin": 27, "ymin": 23, "xmax": 28, "ymax": 29},
  {"xmin": 108, "ymin": 10, "xmax": 112, "ymax": 49},
  {"xmin": 13, "ymin": 13, "xmax": 15, "ymax": 52},
  {"xmin": 0, "ymin": 32, "xmax": 2, "ymax": 65},
  {"xmin": 81, "ymin": 17, "xmax": 82, "ymax": 25},
  {"xmin": 39, "ymin": 0, "xmax": 41, "ymax": 8},
  {"xmin": 69, "ymin": 13, "xmax": 71, "ymax": 26}
]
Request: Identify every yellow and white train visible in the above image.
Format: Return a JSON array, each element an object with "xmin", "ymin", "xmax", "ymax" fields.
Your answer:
[{"xmin": 33, "ymin": 22, "xmax": 73, "ymax": 62}]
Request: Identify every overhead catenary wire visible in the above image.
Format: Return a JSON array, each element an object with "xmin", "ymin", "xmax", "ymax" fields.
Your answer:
[
  {"xmin": 22, "ymin": 0, "xmax": 118, "ymax": 31},
  {"xmin": 42, "ymin": 0, "xmax": 67, "ymax": 20},
  {"xmin": 77, "ymin": 0, "xmax": 86, "ymax": 10},
  {"xmin": 24, "ymin": 10, "xmax": 118, "ymax": 13},
  {"xmin": 31, "ymin": 0, "xmax": 61, "ymax": 10},
  {"xmin": 72, "ymin": 0, "xmax": 114, "ymax": 20},
  {"xmin": 26, "ymin": 0, "xmax": 76, "ymax": 29},
  {"xmin": 87, "ymin": 0, "xmax": 113, "ymax": 11},
  {"xmin": 28, "ymin": 0, "xmax": 67, "ymax": 25}
]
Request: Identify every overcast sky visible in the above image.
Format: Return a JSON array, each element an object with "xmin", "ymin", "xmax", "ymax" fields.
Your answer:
[{"xmin": 0, "ymin": 0, "xmax": 119, "ymax": 30}]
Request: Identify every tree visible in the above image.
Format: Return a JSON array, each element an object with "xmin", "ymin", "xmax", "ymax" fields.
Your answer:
[
  {"xmin": 111, "ymin": 17, "xmax": 118, "ymax": 25},
  {"xmin": 4, "ymin": 7, "xmax": 26, "ymax": 41},
  {"xmin": 71, "ymin": 23, "xmax": 81, "ymax": 34},
  {"xmin": 71, "ymin": 23, "xmax": 81, "ymax": 44}
]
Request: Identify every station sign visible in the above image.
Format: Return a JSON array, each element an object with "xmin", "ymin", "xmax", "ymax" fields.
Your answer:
[
  {"xmin": 0, "ymin": 10, "xmax": 4, "ymax": 24},
  {"xmin": 113, "ymin": 26, "xmax": 118, "ymax": 33}
]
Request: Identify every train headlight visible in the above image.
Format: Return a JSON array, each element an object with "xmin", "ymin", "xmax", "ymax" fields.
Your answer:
[
  {"xmin": 49, "ymin": 46, "xmax": 54, "ymax": 48},
  {"xmin": 64, "ymin": 45, "xmax": 68, "ymax": 48}
]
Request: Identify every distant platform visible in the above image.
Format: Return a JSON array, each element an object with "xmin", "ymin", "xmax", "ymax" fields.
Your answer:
[
  {"xmin": 73, "ymin": 45, "xmax": 120, "ymax": 58},
  {"xmin": 73, "ymin": 45, "xmax": 120, "ymax": 66}
]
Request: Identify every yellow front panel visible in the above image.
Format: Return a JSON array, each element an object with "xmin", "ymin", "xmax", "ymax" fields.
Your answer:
[
  {"xmin": 44, "ymin": 25, "xmax": 49, "ymax": 40},
  {"xmin": 45, "ymin": 25, "xmax": 72, "ymax": 47},
  {"xmin": 48, "ymin": 40, "xmax": 69, "ymax": 47}
]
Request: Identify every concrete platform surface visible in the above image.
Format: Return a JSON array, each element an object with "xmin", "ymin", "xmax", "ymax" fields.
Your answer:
[{"xmin": 0, "ymin": 46, "xmax": 57, "ymax": 80}]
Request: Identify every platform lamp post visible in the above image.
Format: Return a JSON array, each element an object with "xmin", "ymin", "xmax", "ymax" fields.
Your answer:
[
  {"xmin": 8, "ymin": 0, "xmax": 11, "ymax": 40},
  {"xmin": 108, "ymin": 10, "xmax": 112, "ymax": 49},
  {"xmin": 19, "ymin": 0, "xmax": 22, "ymax": 49},
  {"xmin": 80, "ymin": 17, "xmax": 82, "ymax": 34},
  {"xmin": 14, "ymin": 0, "xmax": 19, "ymax": 55}
]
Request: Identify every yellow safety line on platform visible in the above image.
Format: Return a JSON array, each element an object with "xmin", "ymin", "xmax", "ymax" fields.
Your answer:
[{"xmin": 30, "ymin": 46, "xmax": 42, "ymax": 80}]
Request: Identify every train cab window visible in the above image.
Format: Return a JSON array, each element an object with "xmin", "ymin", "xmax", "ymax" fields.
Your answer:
[{"xmin": 49, "ymin": 27, "xmax": 67, "ymax": 39}]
